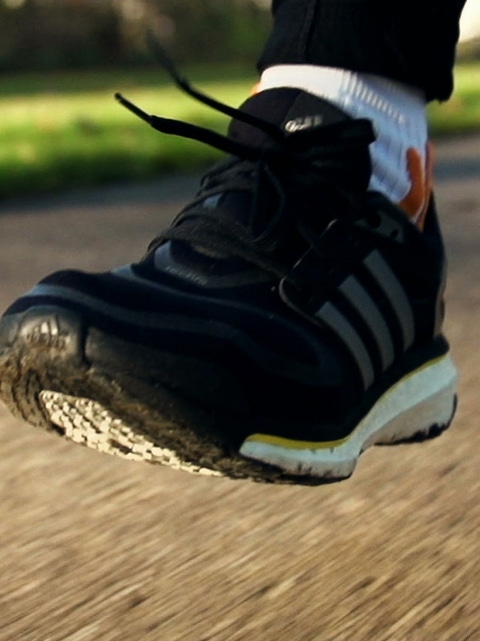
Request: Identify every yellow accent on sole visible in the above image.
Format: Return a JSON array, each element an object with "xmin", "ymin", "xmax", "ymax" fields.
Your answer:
[
  {"xmin": 243, "ymin": 432, "xmax": 350, "ymax": 451},
  {"xmin": 243, "ymin": 355, "xmax": 450, "ymax": 452}
]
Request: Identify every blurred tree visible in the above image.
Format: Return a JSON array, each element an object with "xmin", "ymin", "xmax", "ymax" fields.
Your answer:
[
  {"xmin": 115, "ymin": 0, "xmax": 272, "ymax": 64},
  {"xmin": 0, "ymin": 0, "xmax": 272, "ymax": 71},
  {"xmin": 0, "ymin": 0, "xmax": 123, "ymax": 70}
]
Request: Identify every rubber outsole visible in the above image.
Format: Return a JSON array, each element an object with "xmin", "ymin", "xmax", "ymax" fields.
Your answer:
[{"xmin": 0, "ymin": 307, "xmax": 458, "ymax": 485}]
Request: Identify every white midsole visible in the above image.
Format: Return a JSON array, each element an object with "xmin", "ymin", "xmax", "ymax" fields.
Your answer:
[{"xmin": 239, "ymin": 354, "xmax": 458, "ymax": 478}]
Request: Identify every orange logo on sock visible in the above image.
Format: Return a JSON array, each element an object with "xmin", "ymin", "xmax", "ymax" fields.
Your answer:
[{"xmin": 399, "ymin": 143, "xmax": 434, "ymax": 230}]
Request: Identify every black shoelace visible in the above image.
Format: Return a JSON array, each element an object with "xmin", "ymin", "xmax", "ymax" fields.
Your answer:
[{"xmin": 115, "ymin": 44, "xmax": 375, "ymax": 282}]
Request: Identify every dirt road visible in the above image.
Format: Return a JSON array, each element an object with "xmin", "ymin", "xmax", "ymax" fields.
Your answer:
[{"xmin": 0, "ymin": 138, "xmax": 479, "ymax": 641}]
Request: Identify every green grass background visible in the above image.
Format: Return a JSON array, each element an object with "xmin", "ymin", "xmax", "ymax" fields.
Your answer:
[{"xmin": 0, "ymin": 62, "xmax": 479, "ymax": 200}]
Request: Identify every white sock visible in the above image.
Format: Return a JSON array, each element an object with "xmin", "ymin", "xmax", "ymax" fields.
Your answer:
[{"xmin": 259, "ymin": 65, "xmax": 430, "ymax": 225}]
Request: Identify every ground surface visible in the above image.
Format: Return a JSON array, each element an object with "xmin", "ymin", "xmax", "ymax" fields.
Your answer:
[{"xmin": 0, "ymin": 136, "xmax": 479, "ymax": 641}]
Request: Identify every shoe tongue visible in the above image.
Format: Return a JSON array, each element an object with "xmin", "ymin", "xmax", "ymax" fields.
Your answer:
[
  {"xmin": 228, "ymin": 87, "xmax": 372, "ymax": 194},
  {"xmin": 228, "ymin": 87, "xmax": 352, "ymax": 148},
  {"xmin": 164, "ymin": 88, "xmax": 371, "ymax": 280}
]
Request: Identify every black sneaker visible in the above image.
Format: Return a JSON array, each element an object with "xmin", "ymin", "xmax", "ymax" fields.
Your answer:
[{"xmin": 0, "ymin": 76, "xmax": 457, "ymax": 484}]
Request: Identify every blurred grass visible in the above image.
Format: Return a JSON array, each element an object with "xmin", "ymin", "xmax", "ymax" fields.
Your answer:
[
  {"xmin": 0, "ymin": 61, "xmax": 479, "ymax": 200},
  {"xmin": 427, "ymin": 62, "xmax": 480, "ymax": 135},
  {"xmin": 0, "ymin": 65, "xmax": 253, "ymax": 199}
]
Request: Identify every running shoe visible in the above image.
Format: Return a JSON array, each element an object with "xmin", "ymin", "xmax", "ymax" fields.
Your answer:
[{"xmin": 0, "ymin": 69, "xmax": 457, "ymax": 484}]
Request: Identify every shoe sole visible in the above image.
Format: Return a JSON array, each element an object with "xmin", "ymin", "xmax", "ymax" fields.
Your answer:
[
  {"xmin": 239, "ymin": 355, "xmax": 458, "ymax": 479},
  {"xmin": 0, "ymin": 307, "xmax": 458, "ymax": 485}
]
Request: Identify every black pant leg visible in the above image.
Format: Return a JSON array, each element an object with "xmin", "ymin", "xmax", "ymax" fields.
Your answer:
[{"xmin": 258, "ymin": 0, "xmax": 467, "ymax": 101}]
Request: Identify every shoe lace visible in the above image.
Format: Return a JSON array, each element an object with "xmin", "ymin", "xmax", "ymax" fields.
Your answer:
[{"xmin": 116, "ymin": 44, "xmax": 375, "ymax": 283}]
